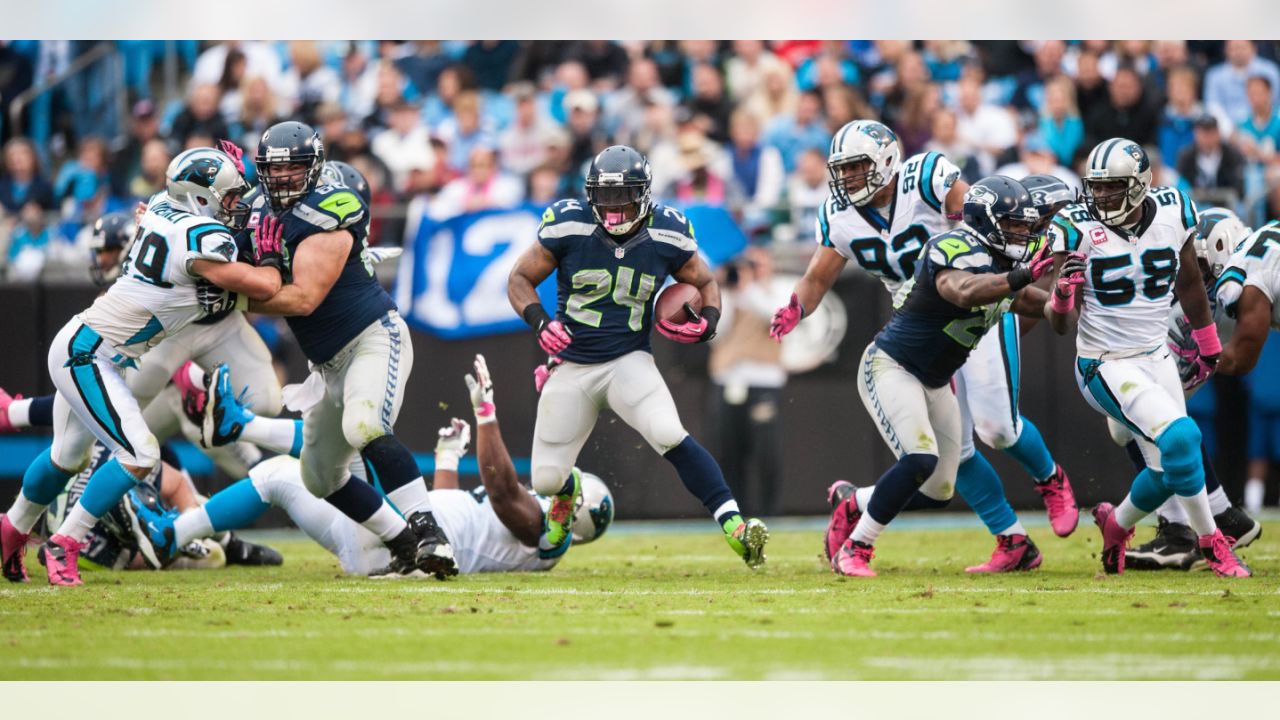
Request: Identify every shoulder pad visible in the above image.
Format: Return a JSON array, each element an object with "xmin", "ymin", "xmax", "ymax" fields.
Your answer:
[
  {"xmin": 647, "ymin": 204, "xmax": 697, "ymax": 253},
  {"xmin": 538, "ymin": 198, "xmax": 597, "ymax": 240},
  {"xmin": 291, "ymin": 185, "xmax": 367, "ymax": 232}
]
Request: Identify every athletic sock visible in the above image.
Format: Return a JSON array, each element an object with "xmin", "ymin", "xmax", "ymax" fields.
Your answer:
[
  {"xmin": 713, "ymin": 501, "xmax": 742, "ymax": 530},
  {"xmin": 174, "ymin": 508, "xmax": 215, "ymax": 547},
  {"xmin": 8, "ymin": 448, "xmax": 74, "ymax": 534},
  {"xmin": 1114, "ymin": 497, "xmax": 1149, "ymax": 530},
  {"xmin": 1207, "ymin": 486, "xmax": 1231, "ymax": 515},
  {"xmin": 361, "ymin": 435, "xmax": 432, "ymax": 515},
  {"xmin": 1155, "ymin": 496, "xmax": 1190, "ymax": 525},
  {"xmin": 1174, "ymin": 488, "xmax": 1216, "ymax": 537},
  {"xmin": 240, "ymin": 417, "xmax": 304, "ymax": 457},
  {"xmin": 849, "ymin": 514, "xmax": 888, "ymax": 546},
  {"xmin": 862, "ymin": 453, "xmax": 938, "ymax": 534},
  {"xmin": 663, "ymin": 436, "xmax": 737, "ymax": 526},
  {"xmin": 1003, "ymin": 418, "xmax": 1056, "ymax": 483},
  {"xmin": 955, "ymin": 452, "xmax": 1019, "ymax": 537},
  {"xmin": 362, "ymin": 501, "xmax": 408, "ymax": 542},
  {"xmin": 997, "ymin": 520, "xmax": 1027, "ymax": 536},
  {"xmin": 855, "ymin": 486, "xmax": 875, "ymax": 511},
  {"xmin": 58, "ymin": 459, "xmax": 139, "ymax": 543}
]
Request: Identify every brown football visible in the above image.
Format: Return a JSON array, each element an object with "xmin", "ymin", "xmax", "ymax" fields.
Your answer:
[{"xmin": 654, "ymin": 282, "xmax": 703, "ymax": 324}]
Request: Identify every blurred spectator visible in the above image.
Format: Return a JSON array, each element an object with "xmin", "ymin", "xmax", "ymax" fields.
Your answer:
[
  {"xmin": 685, "ymin": 63, "xmax": 734, "ymax": 143},
  {"xmin": 393, "ymin": 42, "xmax": 449, "ymax": 98},
  {"xmin": 724, "ymin": 41, "xmax": 788, "ymax": 104},
  {"xmin": 1243, "ymin": 333, "xmax": 1280, "ymax": 513},
  {"xmin": 728, "ymin": 109, "xmax": 785, "ymax": 231},
  {"xmin": 878, "ymin": 51, "xmax": 930, "ymax": 130},
  {"xmin": 784, "ymin": 147, "xmax": 829, "ymax": 242},
  {"xmin": 169, "ymin": 83, "xmax": 230, "ymax": 148},
  {"xmin": 605, "ymin": 58, "xmax": 676, "ymax": 143},
  {"xmin": 281, "ymin": 41, "xmax": 342, "ymax": 122},
  {"xmin": 461, "ymin": 41, "xmax": 519, "ymax": 91},
  {"xmin": 659, "ymin": 130, "xmax": 741, "ymax": 209},
  {"xmin": 498, "ymin": 82, "xmax": 553, "ymax": 176},
  {"xmin": 763, "ymin": 90, "xmax": 827, "ymax": 172},
  {"xmin": 742, "ymin": 61, "xmax": 799, "ymax": 127},
  {"xmin": 1037, "ymin": 75, "xmax": 1084, "ymax": 166},
  {"xmin": 564, "ymin": 41, "xmax": 630, "ymax": 91},
  {"xmin": 437, "ymin": 91, "xmax": 497, "ymax": 171},
  {"xmin": 1083, "ymin": 64, "xmax": 1159, "ymax": 149},
  {"xmin": 995, "ymin": 133, "xmax": 1082, "ymax": 189},
  {"xmin": 709, "ymin": 246, "xmax": 789, "ymax": 516},
  {"xmin": 125, "ymin": 138, "xmax": 171, "ymax": 201},
  {"xmin": 53, "ymin": 136, "xmax": 110, "ymax": 221},
  {"xmin": 563, "ymin": 89, "xmax": 607, "ymax": 172},
  {"xmin": 5, "ymin": 200, "xmax": 59, "ymax": 280},
  {"xmin": 214, "ymin": 47, "xmax": 247, "ymax": 123},
  {"xmin": 1176, "ymin": 114, "xmax": 1245, "ymax": 202},
  {"xmin": 546, "ymin": 61, "xmax": 590, "ymax": 125},
  {"xmin": 527, "ymin": 163, "xmax": 566, "ymax": 207},
  {"xmin": 970, "ymin": 40, "xmax": 1033, "ymax": 79},
  {"xmin": 1072, "ymin": 50, "xmax": 1110, "ymax": 121},
  {"xmin": 508, "ymin": 41, "xmax": 568, "ymax": 87},
  {"xmin": 231, "ymin": 75, "xmax": 285, "ymax": 152},
  {"xmin": 1012, "ymin": 40, "xmax": 1066, "ymax": 112},
  {"xmin": 0, "ymin": 138, "xmax": 55, "ymax": 217},
  {"xmin": 338, "ymin": 43, "xmax": 379, "ymax": 121},
  {"xmin": 820, "ymin": 86, "xmax": 875, "ymax": 137},
  {"xmin": 1147, "ymin": 41, "xmax": 1191, "ymax": 106},
  {"xmin": 795, "ymin": 41, "xmax": 860, "ymax": 92},
  {"xmin": 1098, "ymin": 40, "xmax": 1154, "ymax": 82},
  {"xmin": 1235, "ymin": 75, "xmax": 1280, "ymax": 167},
  {"xmin": 362, "ymin": 60, "xmax": 409, "ymax": 132},
  {"xmin": 429, "ymin": 145, "xmax": 523, "ymax": 218},
  {"xmin": 921, "ymin": 41, "xmax": 973, "ymax": 83},
  {"xmin": 1157, "ymin": 66, "xmax": 1211, "ymax": 170},
  {"xmin": 925, "ymin": 108, "xmax": 982, "ymax": 181},
  {"xmin": 371, "ymin": 100, "xmax": 436, "ymax": 197},
  {"xmin": 1204, "ymin": 40, "xmax": 1280, "ymax": 126},
  {"xmin": 953, "ymin": 75, "xmax": 1018, "ymax": 169},
  {"xmin": 191, "ymin": 42, "xmax": 283, "ymax": 97},
  {"xmin": 896, "ymin": 84, "xmax": 943, "ymax": 156},
  {"xmin": 628, "ymin": 99, "xmax": 677, "ymax": 158}
]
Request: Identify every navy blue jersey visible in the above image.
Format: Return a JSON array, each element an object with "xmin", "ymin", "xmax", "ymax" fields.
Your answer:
[
  {"xmin": 874, "ymin": 228, "xmax": 1015, "ymax": 388},
  {"xmin": 538, "ymin": 199, "xmax": 697, "ymax": 364},
  {"xmin": 254, "ymin": 183, "xmax": 394, "ymax": 364}
]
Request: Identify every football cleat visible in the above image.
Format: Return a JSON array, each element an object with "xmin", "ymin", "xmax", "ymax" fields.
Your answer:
[
  {"xmin": 1034, "ymin": 465, "xmax": 1079, "ymax": 537},
  {"xmin": 223, "ymin": 533, "xmax": 284, "ymax": 566},
  {"xmin": 539, "ymin": 469, "xmax": 582, "ymax": 559},
  {"xmin": 965, "ymin": 534, "xmax": 1043, "ymax": 573},
  {"xmin": 0, "ymin": 387, "xmax": 21, "ymax": 433},
  {"xmin": 124, "ymin": 487, "xmax": 178, "ymax": 569},
  {"xmin": 368, "ymin": 527, "xmax": 430, "ymax": 579},
  {"xmin": 408, "ymin": 511, "xmax": 459, "ymax": 579},
  {"xmin": 43, "ymin": 534, "xmax": 84, "ymax": 586},
  {"xmin": 726, "ymin": 517, "xmax": 769, "ymax": 569},
  {"xmin": 1, "ymin": 514, "xmax": 30, "ymax": 582},
  {"xmin": 824, "ymin": 480, "xmax": 861, "ymax": 562},
  {"xmin": 172, "ymin": 361, "xmax": 207, "ymax": 429},
  {"xmin": 1093, "ymin": 503, "xmax": 1135, "ymax": 575},
  {"xmin": 1197, "ymin": 529, "xmax": 1252, "ymax": 578},
  {"xmin": 831, "ymin": 538, "xmax": 876, "ymax": 577},
  {"xmin": 1214, "ymin": 506, "xmax": 1261, "ymax": 550},
  {"xmin": 202, "ymin": 363, "xmax": 253, "ymax": 448},
  {"xmin": 1126, "ymin": 517, "xmax": 1198, "ymax": 571}
]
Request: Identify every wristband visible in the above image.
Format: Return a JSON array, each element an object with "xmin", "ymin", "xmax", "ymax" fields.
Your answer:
[
  {"xmin": 434, "ymin": 451, "xmax": 460, "ymax": 473},
  {"xmin": 1007, "ymin": 266, "xmax": 1033, "ymax": 291},
  {"xmin": 522, "ymin": 303, "xmax": 552, "ymax": 331},
  {"xmin": 1049, "ymin": 288, "xmax": 1075, "ymax": 314},
  {"xmin": 700, "ymin": 306, "xmax": 721, "ymax": 341},
  {"xmin": 1191, "ymin": 324, "xmax": 1222, "ymax": 356}
]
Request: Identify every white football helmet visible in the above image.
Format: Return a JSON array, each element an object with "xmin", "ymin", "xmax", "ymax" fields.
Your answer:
[
  {"xmin": 165, "ymin": 147, "xmax": 252, "ymax": 230},
  {"xmin": 570, "ymin": 470, "xmax": 614, "ymax": 544},
  {"xmin": 1082, "ymin": 138, "xmax": 1152, "ymax": 225},
  {"xmin": 827, "ymin": 120, "xmax": 902, "ymax": 207},
  {"xmin": 1194, "ymin": 207, "xmax": 1250, "ymax": 281}
]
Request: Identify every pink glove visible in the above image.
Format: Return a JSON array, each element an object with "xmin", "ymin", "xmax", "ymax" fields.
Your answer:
[
  {"xmin": 1051, "ymin": 252, "xmax": 1086, "ymax": 313},
  {"xmin": 657, "ymin": 316, "xmax": 709, "ymax": 344},
  {"xmin": 770, "ymin": 293, "xmax": 805, "ymax": 341},
  {"xmin": 254, "ymin": 212, "xmax": 285, "ymax": 270},
  {"xmin": 537, "ymin": 320, "xmax": 573, "ymax": 355},
  {"xmin": 1172, "ymin": 349, "xmax": 1215, "ymax": 391},
  {"xmin": 534, "ymin": 357, "xmax": 563, "ymax": 393},
  {"xmin": 1027, "ymin": 252, "xmax": 1055, "ymax": 281},
  {"xmin": 217, "ymin": 139, "xmax": 246, "ymax": 175}
]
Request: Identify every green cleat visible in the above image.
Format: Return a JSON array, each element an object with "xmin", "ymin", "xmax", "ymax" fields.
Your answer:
[
  {"xmin": 724, "ymin": 517, "xmax": 769, "ymax": 569},
  {"xmin": 539, "ymin": 468, "xmax": 582, "ymax": 559}
]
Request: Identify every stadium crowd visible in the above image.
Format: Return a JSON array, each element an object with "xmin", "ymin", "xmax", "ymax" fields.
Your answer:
[{"xmin": 3, "ymin": 40, "xmax": 1280, "ymax": 279}]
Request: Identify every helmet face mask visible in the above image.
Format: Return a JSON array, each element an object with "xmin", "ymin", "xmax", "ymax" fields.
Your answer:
[
  {"xmin": 166, "ymin": 148, "xmax": 252, "ymax": 231},
  {"xmin": 827, "ymin": 120, "xmax": 901, "ymax": 208},
  {"xmin": 1082, "ymin": 138, "xmax": 1152, "ymax": 225},
  {"xmin": 87, "ymin": 211, "xmax": 138, "ymax": 287},
  {"xmin": 962, "ymin": 176, "xmax": 1042, "ymax": 264},
  {"xmin": 1194, "ymin": 208, "xmax": 1250, "ymax": 281},
  {"xmin": 585, "ymin": 146, "xmax": 652, "ymax": 236},
  {"xmin": 255, "ymin": 121, "xmax": 325, "ymax": 212}
]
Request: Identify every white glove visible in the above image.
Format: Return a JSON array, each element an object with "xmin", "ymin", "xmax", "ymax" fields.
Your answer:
[
  {"xmin": 465, "ymin": 353, "xmax": 496, "ymax": 424},
  {"xmin": 434, "ymin": 418, "xmax": 471, "ymax": 472},
  {"xmin": 366, "ymin": 246, "xmax": 403, "ymax": 265}
]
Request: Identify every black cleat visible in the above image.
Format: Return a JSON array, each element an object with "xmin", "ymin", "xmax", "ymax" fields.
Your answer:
[
  {"xmin": 223, "ymin": 533, "xmax": 284, "ymax": 566},
  {"xmin": 369, "ymin": 526, "xmax": 434, "ymax": 579},
  {"xmin": 1126, "ymin": 517, "xmax": 1197, "ymax": 571},
  {"xmin": 407, "ymin": 511, "xmax": 459, "ymax": 580}
]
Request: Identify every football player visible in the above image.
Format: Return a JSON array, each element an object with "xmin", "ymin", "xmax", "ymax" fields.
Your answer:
[
  {"xmin": 134, "ymin": 355, "xmax": 612, "ymax": 575},
  {"xmin": 831, "ymin": 176, "xmax": 1056, "ymax": 576},
  {"xmin": 1046, "ymin": 139, "xmax": 1249, "ymax": 577},
  {"xmin": 772, "ymin": 120, "xmax": 1075, "ymax": 573},
  {"xmin": 0, "ymin": 147, "xmax": 284, "ymax": 586},
  {"xmin": 506, "ymin": 145, "xmax": 768, "ymax": 567},
  {"xmin": 236, "ymin": 121, "xmax": 457, "ymax": 580}
]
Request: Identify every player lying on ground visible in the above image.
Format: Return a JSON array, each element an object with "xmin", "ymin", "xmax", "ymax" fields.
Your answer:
[
  {"xmin": 830, "ymin": 175, "xmax": 1057, "ymax": 577},
  {"xmin": 1046, "ymin": 138, "xmax": 1249, "ymax": 578},
  {"xmin": 506, "ymin": 144, "xmax": 768, "ymax": 567},
  {"xmin": 1, "ymin": 146, "xmax": 286, "ymax": 586},
  {"xmin": 132, "ymin": 355, "xmax": 612, "ymax": 575}
]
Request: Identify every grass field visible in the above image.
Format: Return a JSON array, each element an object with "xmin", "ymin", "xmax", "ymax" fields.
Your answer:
[{"xmin": 2, "ymin": 516, "xmax": 1277, "ymax": 680}]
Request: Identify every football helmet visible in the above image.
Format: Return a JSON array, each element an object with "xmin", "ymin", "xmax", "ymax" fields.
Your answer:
[
  {"xmin": 166, "ymin": 147, "xmax": 252, "ymax": 230},
  {"xmin": 320, "ymin": 160, "xmax": 371, "ymax": 207},
  {"xmin": 570, "ymin": 470, "xmax": 614, "ymax": 544},
  {"xmin": 1194, "ymin": 207, "xmax": 1250, "ymax": 281},
  {"xmin": 584, "ymin": 145, "xmax": 652, "ymax": 236},
  {"xmin": 962, "ymin": 175, "xmax": 1042, "ymax": 263},
  {"xmin": 87, "ymin": 211, "xmax": 137, "ymax": 287},
  {"xmin": 255, "ymin": 121, "xmax": 325, "ymax": 212},
  {"xmin": 827, "ymin": 120, "xmax": 902, "ymax": 207},
  {"xmin": 1020, "ymin": 174, "xmax": 1077, "ymax": 235},
  {"xmin": 1082, "ymin": 138, "xmax": 1152, "ymax": 225}
]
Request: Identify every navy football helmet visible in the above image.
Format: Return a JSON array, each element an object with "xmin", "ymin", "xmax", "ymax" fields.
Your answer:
[
  {"xmin": 88, "ymin": 211, "xmax": 138, "ymax": 287},
  {"xmin": 320, "ymin": 160, "xmax": 371, "ymax": 207},
  {"xmin": 255, "ymin": 121, "xmax": 325, "ymax": 212},
  {"xmin": 962, "ymin": 175, "xmax": 1042, "ymax": 263},
  {"xmin": 1021, "ymin": 174, "xmax": 1077, "ymax": 235},
  {"xmin": 584, "ymin": 145, "xmax": 652, "ymax": 236}
]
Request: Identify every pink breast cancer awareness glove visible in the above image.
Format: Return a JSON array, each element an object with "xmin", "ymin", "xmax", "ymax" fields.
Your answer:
[
  {"xmin": 464, "ymin": 353, "xmax": 496, "ymax": 424},
  {"xmin": 770, "ymin": 293, "xmax": 805, "ymax": 341},
  {"xmin": 537, "ymin": 320, "xmax": 573, "ymax": 355},
  {"xmin": 217, "ymin": 139, "xmax": 247, "ymax": 175},
  {"xmin": 1051, "ymin": 252, "xmax": 1086, "ymax": 314},
  {"xmin": 254, "ymin": 212, "xmax": 285, "ymax": 270},
  {"xmin": 534, "ymin": 357, "xmax": 563, "ymax": 393},
  {"xmin": 657, "ymin": 315, "xmax": 709, "ymax": 344},
  {"xmin": 1027, "ymin": 251, "xmax": 1055, "ymax": 281}
]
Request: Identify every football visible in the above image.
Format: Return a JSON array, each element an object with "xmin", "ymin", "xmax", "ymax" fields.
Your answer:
[{"xmin": 654, "ymin": 282, "xmax": 703, "ymax": 325}]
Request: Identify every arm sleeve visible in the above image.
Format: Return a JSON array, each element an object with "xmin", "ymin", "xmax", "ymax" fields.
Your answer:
[{"xmin": 815, "ymin": 198, "xmax": 834, "ymax": 248}]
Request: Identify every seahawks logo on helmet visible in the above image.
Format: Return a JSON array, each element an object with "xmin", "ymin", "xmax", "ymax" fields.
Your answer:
[
  {"xmin": 968, "ymin": 185, "xmax": 999, "ymax": 206},
  {"xmin": 174, "ymin": 157, "xmax": 224, "ymax": 188}
]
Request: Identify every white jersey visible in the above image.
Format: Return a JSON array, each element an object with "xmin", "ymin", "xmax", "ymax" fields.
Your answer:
[
  {"xmin": 1048, "ymin": 189, "xmax": 1199, "ymax": 359},
  {"xmin": 817, "ymin": 151, "xmax": 960, "ymax": 296},
  {"xmin": 79, "ymin": 193, "xmax": 239, "ymax": 359},
  {"xmin": 1214, "ymin": 220, "xmax": 1280, "ymax": 332}
]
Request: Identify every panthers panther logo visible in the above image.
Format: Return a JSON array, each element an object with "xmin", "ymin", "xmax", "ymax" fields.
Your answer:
[{"xmin": 175, "ymin": 157, "xmax": 223, "ymax": 188}]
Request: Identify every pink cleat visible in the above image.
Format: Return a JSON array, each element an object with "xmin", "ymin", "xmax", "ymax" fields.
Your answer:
[
  {"xmin": 824, "ymin": 480, "xmax": 862, "ymax": 561},
  {"xmin": 0, "ymin": 387, "xmax": 21, "ymax": 434},
  {"xmin": 1198, "ymin": 530, "xmax": 1252, "ymax": 577},
  {"xmin": 1034, "ymin": 465, "xmax": 1079, "ymax": 537},
  {"xmin": 43, "ymin": 534, "xmax": 84, "ymax": 587},
  {"xmin": 1093, "ymin": 502, "xmax": 1135, "ymax": 575},
  {"xmin": 831, "ymin": 539, "xmax": 876, "ymax": 577},
  {"xmin": 1, "ymin": 514, "xmax": 29, "ymax": 582},
  {"xmin": 966, "ymin": 534, "xmax": 1043, "ymax": 573},
  {"xmin": 171, "ymin": 361, "xmax": 207, "ymax": 428}
]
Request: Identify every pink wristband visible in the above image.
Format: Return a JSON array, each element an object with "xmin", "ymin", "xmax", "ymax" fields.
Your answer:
[
  {"xmin": 1050, "ymin": 289, "xmax": 1075, "ymax": 314},
  {"xmin": 1191, "ymin": 324, "xmax": 1222, "ymax": 355}
]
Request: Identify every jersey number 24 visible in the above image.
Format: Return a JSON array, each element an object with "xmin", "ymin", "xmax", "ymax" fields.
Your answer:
[{"xmin": 566, "ymin": 267, "xmax": 656, "ymax": 331}]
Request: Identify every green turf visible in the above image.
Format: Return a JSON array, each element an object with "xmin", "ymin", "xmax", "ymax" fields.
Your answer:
[{"xmin": 3, "ymin": 519, "xmax": 1277, "ymax": 680}]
